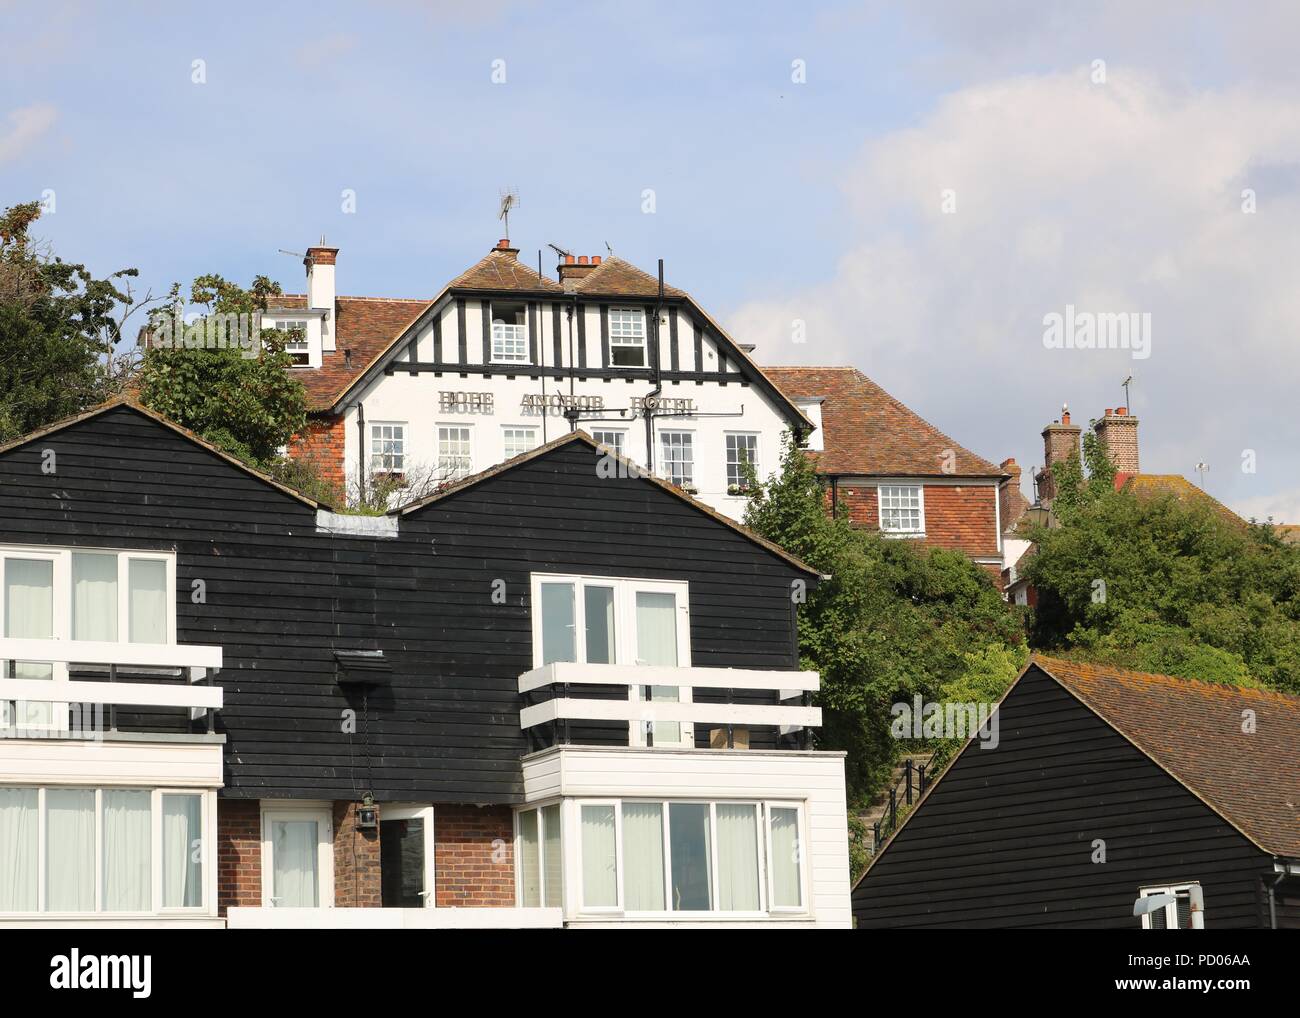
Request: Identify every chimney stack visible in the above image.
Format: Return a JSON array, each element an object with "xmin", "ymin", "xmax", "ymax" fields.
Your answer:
[
  {"xmin": 1094, "ymin": 406, "xmax": 1139, "ymax": 482},
  {"xmin": 304, "ymin": 244, "xmax": 338, "ymax": 346},
  {"xmin": 492, "ymin": 238, "xmax": 520, "ymax": 259},
  {"xmin": 999, "ymin": 458, "xmax": 1023, "ymax": 531},
  {"xmin": 557, "ymin": 253, "xmax": 602, "ymax": 286},
  {"xmin": 1035, "ymin": 403, "xmax": 1081, "ymax": 504}
]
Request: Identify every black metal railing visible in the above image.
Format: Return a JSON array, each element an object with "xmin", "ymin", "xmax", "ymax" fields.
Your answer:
[{"xmin": 871, "ymin": 755, "xmax": 930, "ymax": 853}]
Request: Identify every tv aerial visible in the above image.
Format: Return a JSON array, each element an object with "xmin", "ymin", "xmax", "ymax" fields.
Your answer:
[{"xmin": 498, "ymin": 188, "xmax": 520, "ymax": 240}]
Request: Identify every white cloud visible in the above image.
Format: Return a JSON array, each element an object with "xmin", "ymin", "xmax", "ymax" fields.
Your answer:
[
  {"xmin": 730, "ymin": 69, "xmax": 1300, "ymax": 511},
  {"xmin": 0, "ymin": 103, "xmax": 57, "ymax": 164}
]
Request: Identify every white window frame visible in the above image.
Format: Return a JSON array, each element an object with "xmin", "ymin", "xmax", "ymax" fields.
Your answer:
[
  {"xmin": 1139, "ymin": 882, "xmax": 1198, "ymax": 929},
  {"xmin": 501, "ymin": 424, "xmax": 539, "ymax": 460},
  {"xmin": 436, "ymin": 424, "xmax": 474, "ymax": 481},
  {"xmin": 0, "ymin": 785, "xmax": 214, "ymax": 917},
  {"xmin": 514, "ymin": 802, "xmax": 564, "ymax": 910},
  {"xmin": 608, "ymin": 308, "xmax": 647, "ymax": 367},
  {"xmin": 877, "ymin": 483, "xmax": 926, "ymax": 536},
  {"xmin": 369, "ymin": 421, "xmax": 406, "ymax": 475},
  {"xmin": 259, "ymin": 802, "xmax": 334, "ymax": 909},
  {"xmin": 491, "ymin": 320, "xmax": 529, "ymax": 364},
  {"xmin": 725, "ymin": 432, "xmax": 760, "ymax": 491},
  {"xmin": 271, "ymin": 319, "xmax": 311, "ymax": 367},
  {"xmin": 590, "ymin": 429, "xmax": 626, "ymax": 457},
  {"xmin": 573, "ymin": 797, "xmax": 808, "ymax": 919},
  {"xmin": 381, "ymin": 804, "xmax": 435, "ymax": 908},
  {"xmin": 659, "ymin": 430, "xmax": 694, "ymax": 488},
  {"xmin": 529, "ymin": 574, "xmax": 693, "ymax": 747},
  {"xmin": 1, "ymin": 546, "xmax": 177, "ymax": 732}
]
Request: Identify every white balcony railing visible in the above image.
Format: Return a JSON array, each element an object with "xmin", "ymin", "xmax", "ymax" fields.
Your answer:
[
  {"xmin": 518, "ymin": 662, "xmax": 820, "ymax": 733},
  {"xmin": 0, "ymin": 638, "xmax": 223, "ymax": 714}
]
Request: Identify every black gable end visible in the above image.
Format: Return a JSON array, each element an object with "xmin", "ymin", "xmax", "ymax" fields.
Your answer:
[{"xmin": 852, "ymin": 666, "xmax": 1276, "ymax": 928}]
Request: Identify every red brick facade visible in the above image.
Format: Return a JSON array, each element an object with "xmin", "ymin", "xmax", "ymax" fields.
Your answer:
[
  {"xmin": 835, "ymin": 482, "xmax": 1000, "ymax": 559},
  {"xmin": 217, "ymin": 799, "xmax": 261, "ymax": 914},
  {"xmin": 434, "ymin": 804, "xmax": 516, "ymax": 907},
  {"xmin": 334, "ymin": 800, "xmax": 382, "ymax": 908},
  {"xmin": 288, "ymin": 413, "xmax": 346, "ymax": 500}
]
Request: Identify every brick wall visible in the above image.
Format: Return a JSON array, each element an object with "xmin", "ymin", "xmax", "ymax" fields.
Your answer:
[
  {"xmin": 836, "ymin": 482, "xmax": 1000, "ymax": 558},
  {"xmin": 217, "ymin": 799, "xmax": 261, "ymax": 914},
  {"xmin": 288, "ymin": 413, "xmax": 346, "ymax": 500},
  {"xmin": 434, "ymin": 804, "xmax": 516, "ymax": 907},
  {"xmin": 334, "ymin": 800, "xmax": 382, "ymax": 908}
]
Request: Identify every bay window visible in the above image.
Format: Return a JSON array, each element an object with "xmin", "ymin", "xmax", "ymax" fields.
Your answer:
[
  {"xmin": 574, "ymin": 799, "xmax": 806, "ymax": 916},
  {"xmin": 530, "ymin": 574, "xmax": 692, "ymax": 747},
  {"xmin": 0, "ymin": 786, "xmax": 209, "ymax": 915}
]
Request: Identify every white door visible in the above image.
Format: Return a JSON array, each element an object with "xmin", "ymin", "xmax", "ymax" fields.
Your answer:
[{"xmin": 261, "ymin": 807, "xmax": 333, "ymax": 908}]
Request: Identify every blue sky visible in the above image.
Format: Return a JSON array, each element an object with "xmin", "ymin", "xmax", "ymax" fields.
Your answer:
[{"xmin": 3, "ymin": 1, "xmax": 1299, "ymax": 520}]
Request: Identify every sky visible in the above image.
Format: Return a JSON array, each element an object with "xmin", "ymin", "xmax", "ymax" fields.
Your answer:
[{"xmin": 2, "ymin": 0, "xmax": 1298, "ymax": 520}]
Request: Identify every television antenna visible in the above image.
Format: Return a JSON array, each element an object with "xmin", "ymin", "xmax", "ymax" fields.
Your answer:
[
  {"xmin": 498, "ymin": 188, "xmax": 520, "ymax": 240},
  {"xmin": 547, "ymin": 242, "xmax": 572, "ymax": 261},
  {"xmin": 1122, "ymin": 375, "xmax": 1134, "ymax": 413},
  {"xmin": 1195, "ymin": 461, "xmax": 1208, "ymax": 487}
]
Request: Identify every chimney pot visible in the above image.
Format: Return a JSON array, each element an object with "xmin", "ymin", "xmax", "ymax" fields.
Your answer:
[
  {"xmin": 1061, "ymin": 410, "xmax": 1071, "ymax": 426},
  {"xmin": 495, "ymin": 238, "xmax": 511, "ymax": 250},
  {"xmin": 578, "ymin": 255, "xmax": 589, "ymax": 265},
  {"xmin": 592, "ymin": 255, "xmax": 601, "ymax": 265},
  {"xmin": 1104, "ymin": 408, "xmax": 1114, "ymax": 417},
  {"xmin": 565, "ymin": 255, "xmax": 575, "ymax": 264},
  {"xmin": 1116, "ymin": 406, "xmax": 1127, "ymax": 415}
]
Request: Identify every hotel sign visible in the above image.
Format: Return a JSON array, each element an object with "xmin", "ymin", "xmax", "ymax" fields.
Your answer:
[
  {"xmin": 520, "ymin": 394, "xmax": 606, "ymax": 412},
  {"xmin": 439, "ymin": 391, "xmax": 494, "ymax": 412}
]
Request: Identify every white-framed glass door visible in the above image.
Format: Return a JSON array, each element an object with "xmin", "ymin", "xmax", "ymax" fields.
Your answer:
[
  {"xmin": 261, "ymin": 805, "xmax": 333, "ymax": 908},
  {"xmin": 629, "ymin": 582, "xmax": 692, "ymax": 747},
  {"xmin": 1, "ymin": 549, "xmax": 68, "ymax": 731},
  {"xmin": 379, "ymin": 805, "xmax": 434, "ymax": 908}
]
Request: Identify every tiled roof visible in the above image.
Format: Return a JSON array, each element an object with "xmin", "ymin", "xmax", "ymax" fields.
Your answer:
[
  {"xmin": 268, "ymin": 295, "xmax": 430, "ymax": 411},
  {"xmin": 1034, "ymin": 655, "xmax": 1300, "ymax": 857},
  {"xmin": 1124, "ymin": 474, "xmax": 1246, "ymax": 527},
  {"xmin": 569, "ymin": 255, "xmax": 685, "ymax": 298},
  {"xmin": 450, "ymin": 249, "xmax": 564, "ymax": 293},
  {"xmin": 765, "ymin": 366, "xmax": 1005, "ymax": 478}
]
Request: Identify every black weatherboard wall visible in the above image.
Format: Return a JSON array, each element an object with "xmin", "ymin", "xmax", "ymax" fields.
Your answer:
[
  {"xmin": 0, "ymin": 406, "xmax": 809, "ymax": 804},
  {"xmin": 852, "ymin": 665, "xmax": 1282, "ymax": 929}
]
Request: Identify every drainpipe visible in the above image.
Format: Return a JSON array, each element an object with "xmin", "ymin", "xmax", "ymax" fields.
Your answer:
[
  {"xmin": 1268, "ymin": 866, "xmax": 1287, "ymax": 929},
  {"xmin": 830, "ymin": 475, "xmax": 840, "ymax": 518},
  {"xmin": 356, "ymin": 402, "xmax": 366, "ymax": 505},
  {"xmin": 642, "ymin": 259, "xmax": 665, "ymax": 475}
]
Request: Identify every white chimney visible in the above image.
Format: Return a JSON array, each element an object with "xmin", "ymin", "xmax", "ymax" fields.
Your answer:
[{"xmin": 304, "ymin": 244, "xmax": 338, "ymax": 352}]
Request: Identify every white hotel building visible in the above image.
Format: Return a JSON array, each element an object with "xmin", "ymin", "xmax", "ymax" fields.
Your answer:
[{"xmin": 273, "ymin": 241, "xmax": 817, "ymax": 517}]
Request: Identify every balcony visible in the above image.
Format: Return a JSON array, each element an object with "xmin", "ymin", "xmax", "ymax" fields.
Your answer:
[
  {"xmin": 0, "ymin": 638, "xmax": 223, "ymax": 739},
  {"xmin": 518, "ymin": 661, "xmax": 820, "ymax": 749}
]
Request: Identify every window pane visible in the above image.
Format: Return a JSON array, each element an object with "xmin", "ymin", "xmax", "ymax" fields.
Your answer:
[
  {"xmin": 542, "ymin": 804, "xmax": 563, "ymax": 909},
  {"xmin": 539, "ymin": 582, "xmax": 576, "ymax": 664},
  {"xmin": 163, "ymin": 794, "xmax": 203, "ymax": 908},
  {"xmin": 103, "ymin": 790, "xmax": 151, "ymax": 911},
  {"xmin": 271, "ymin": 819, "xmax": 319, "ymax": 907},
  {"xmin": 518, "ymin": 809, "xmax": 541, "ymax": 908},
  {"xmin": 769, "ymin": 807, "xmax": 802, "ymax": 908},
  {"xmin": 583, "ymin": 586, "xmax": 615, "ymax": 664},
  {"xmin": 4, "ymin": 558, "xmax": 54, "ymax": 727},
  {"xmin": 635, "ymin": 591, "xmax": 678, "ymax": 666},
  {"xmin": 128, "ymin": 558, "xmax": 168, "ymax": 644},
  {"xmin": 622, "ymin": 802, "xmax": 665, "ymax": 911},
  {"xmin": 72, "ymin": 553, "xmax": 118, "ymax": 641},
  {"xmin": 46, "ymin": 789, "xmax": 95, "ymax": 912},
  {"xmin": 0, "ymin": 788, "xmax": 37, "ymax": 911},
  {"xmin": 580, "ymin": 804, "xmax": 617, "ymax": 908},
  {"xmin": 659, "ymin": 433, "xmax": 693, "ymax": 487},
  {"xmin": 668, "ymin": 803, "xmax": 711, "ymax": 911},
  {"xmin": 380, "ymin": 817, "xmax": 426, "ymax": 908},
  {"xmin": 716, "ymin": 804, "xmax": 760, "ymax": 910}
]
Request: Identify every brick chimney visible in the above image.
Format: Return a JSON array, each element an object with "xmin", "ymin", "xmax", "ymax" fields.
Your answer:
[
  {"xmin": 999, "ymin": 458, "xmax": 1023, "ymax": 529},
  {"xmin": 1035, "ymin": 404, "xmax": 1081, "ymax": 504},
  {"xmin": 1094, "ymin": 406, "xmax": 1139, "ymax": 480},
  {"xmin": 556, "ymin": 254, "xmax": 602, "ymax": 286}
]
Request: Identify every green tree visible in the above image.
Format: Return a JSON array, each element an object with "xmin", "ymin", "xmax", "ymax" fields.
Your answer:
[
  {"xmin": 136, "ymin": 274, "xmax": 307, "ymax": 465},
  {"xmin": 0, "ymin": 202, "xmax": 154, "ymax": 440},
  {"xmin": 1025, "ymin": 487, "xmax": 1300, "ymax": 692},
  {"xmin": 745, "ymin": 434, "xmax": 1027, "ymax": 801}
]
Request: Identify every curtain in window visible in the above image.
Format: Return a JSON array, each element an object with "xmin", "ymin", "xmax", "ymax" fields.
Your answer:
[
  {"xmin": 0, "ymin": 788, "xmax": 37, "ymax": 911},
  {"xmin": 539, "ymin": 582, "xmax": 576, "ymax": 664},
  {"xmin": 4, "ymin": 558, "xmax": 54, "ymax": 727},
  {"xmin": 542, "ymin": 804, "xmax": 563, "ymax": 908},
  {"xmin": 102, "ymin": 790, "xmax": 150, "ymax": 911},
  {"xmin": 518, "ymin": 810, "xmax": 541, "ymax": 907},
  {"xmin": 636, "ymin": 591, "xmax": 681, "ymax": 744},
  {"xmin": 163, "ymin": 794, "xmax": 202, "ymax": 908},
  {"xmin": 271, "ymin": 819, "xmax": 319, "ymax": 907},
  {"xmin": 128, "ymin": 559, "xmax": 167, "ymax": 644},
  {"xmin": 621, "ymin": 802, "xmax": 665, "ymax": 911},
  {"xmin": 71, "ymin": 553, "xmax": 117, "ymax": 641},
  {"xmin": 46, "ymin": 789, "xmax": 94, "ymax": 912},
  {"xmin": 580, "ymin": 804, "xmax": 617, "ymax": 907},
  {"xmin": 583, "ymin": 586, "xmax": 615, "ymax": 664},
  {"xmin": 769, "ymin": 807, "xmax": 802, "ymax": 908},
  {"xmin": 716, "ymin": 804, "xmax": 760, "ymax": 911},
  {"xmin": 668, "ymin": 803, "xmax": 711, "ymax": 911}
]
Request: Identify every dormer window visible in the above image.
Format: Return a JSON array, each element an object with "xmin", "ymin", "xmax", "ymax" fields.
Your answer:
[
  {"xmin": 491, "ymin": 303, "xmax": 528, "ymax": 364},
  {"xmin": 609, "ymin": 308, "xmax": 647, "ymax": 367},
  {"xmin": 272, "ymin": 320, "xmax": 310, "ymax": 367}
]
